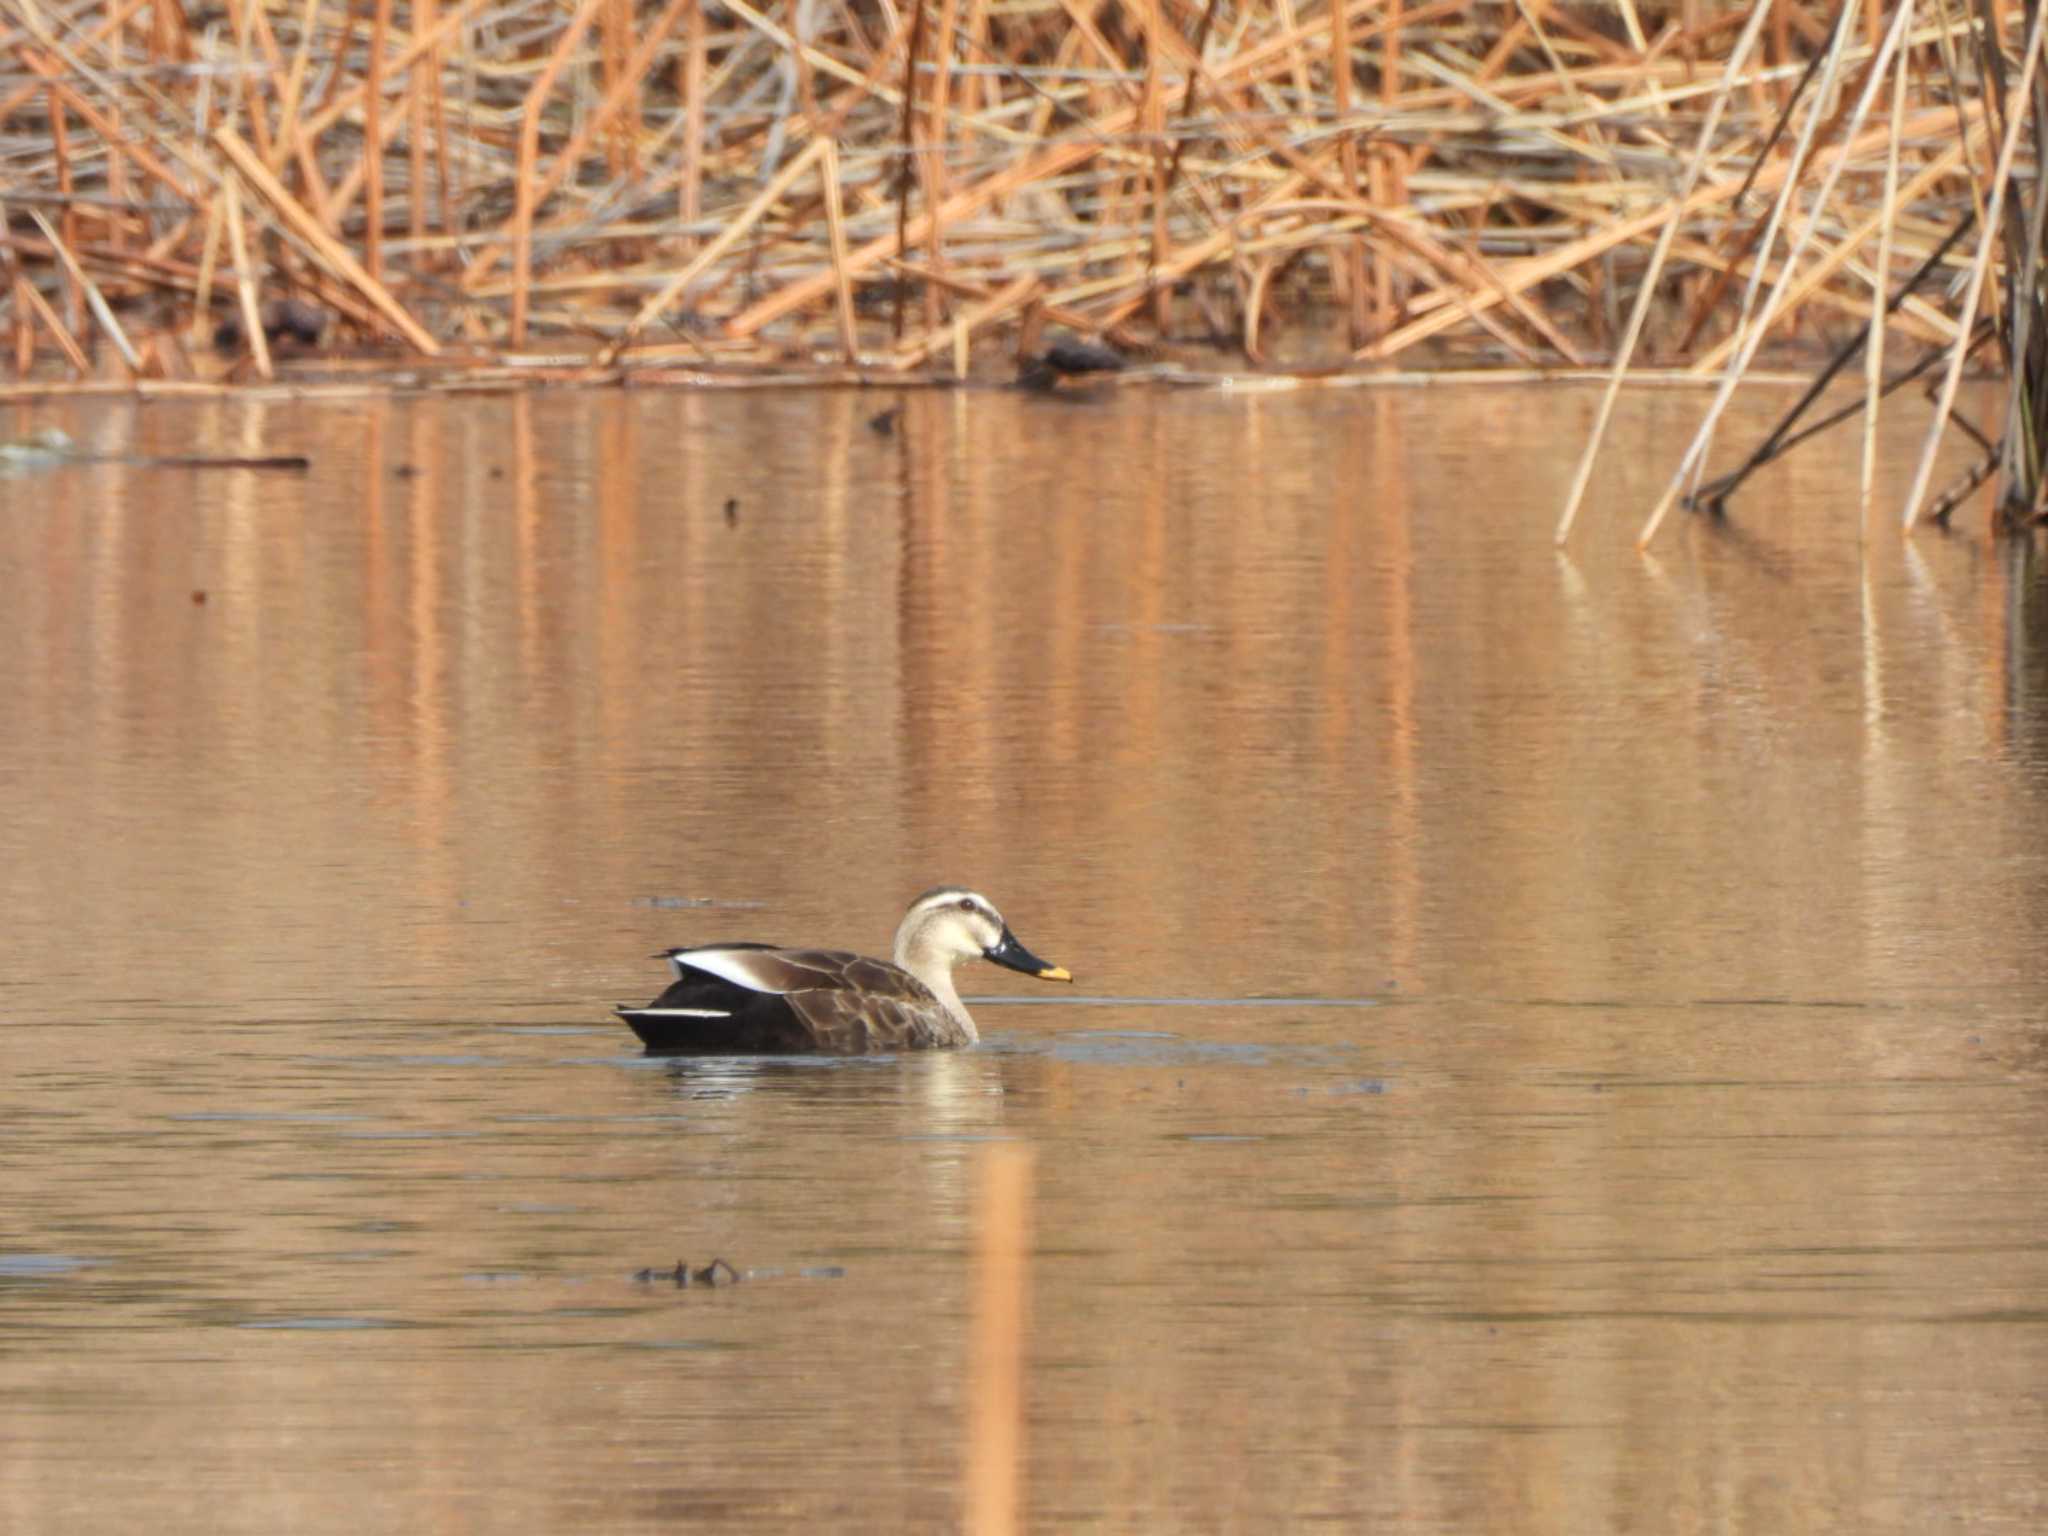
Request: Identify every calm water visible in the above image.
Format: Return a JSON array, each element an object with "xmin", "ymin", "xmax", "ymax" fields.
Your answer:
[{"xmin": 3, "ymin": 382, "xmax": 2047, "ymax": 1531}]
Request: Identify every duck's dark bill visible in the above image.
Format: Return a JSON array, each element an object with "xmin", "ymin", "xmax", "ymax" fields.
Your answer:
[{"xmin": 984, "ymin": 928, "xmax": 1073, "ymax": 982}]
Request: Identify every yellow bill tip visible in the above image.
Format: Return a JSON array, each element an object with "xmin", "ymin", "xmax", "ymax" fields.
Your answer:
[{"xmin": 1039, "ymin": 965, "xmax": 1073, "ymax": 983}]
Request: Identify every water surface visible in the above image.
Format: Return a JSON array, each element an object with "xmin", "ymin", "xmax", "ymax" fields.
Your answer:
[{"xmin": 3, "ymin": 383, "xmax": 2046, "ymax": 1531}]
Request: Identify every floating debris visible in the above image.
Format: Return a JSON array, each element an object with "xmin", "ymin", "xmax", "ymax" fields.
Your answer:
[
  {"xmin": 634, "ymin": 1258, "xmax": 741, "ymax": 1289},
  {"xmin": 631, "ymin": 1259, "xmax": 848, "ymax": 1288},
  {"xmin": 631, "ymin": 895, "xmax": 767, "ymax": 911},
  {"xmin": 0, "ymin": 427, "xmax": 75, "ymax": 465}
]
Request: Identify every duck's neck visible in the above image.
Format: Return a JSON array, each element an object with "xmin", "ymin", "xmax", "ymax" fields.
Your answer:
[{"xmin": 895, "ymin": 937, "xmax": 979, "ymax": 1042}]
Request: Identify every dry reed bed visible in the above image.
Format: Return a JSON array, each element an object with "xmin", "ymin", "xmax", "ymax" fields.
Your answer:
[{"xmin": 0, "ymin": 1, "xmax": 2042, "ymax": 532}]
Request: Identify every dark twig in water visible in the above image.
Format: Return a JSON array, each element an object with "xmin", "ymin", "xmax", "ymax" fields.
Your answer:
[
  {"xmin": 1693, "ymin": 327, "xmax": 1986, "ymax": 514},
  {"xmin": 1687, "ymin": 211, "xmax": 1980, "ymax": 513},
  {"xmin": 1925, "ymin": 451, "xmax": 1999, "ymax": 526},
  {"xmin": 1675, "ymin": 31, "xmax": 1844, "ymax": 355}
]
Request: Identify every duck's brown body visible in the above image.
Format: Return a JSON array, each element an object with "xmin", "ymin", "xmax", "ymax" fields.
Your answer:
[{"xmin": 619, "ymin": 946, "xmax": 971, "ymax": 1054}]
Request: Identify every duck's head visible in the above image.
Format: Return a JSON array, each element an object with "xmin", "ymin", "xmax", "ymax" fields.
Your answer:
[{"xmin": 894, "ymin": 887, "xmax": 1072, "ymax": 982}]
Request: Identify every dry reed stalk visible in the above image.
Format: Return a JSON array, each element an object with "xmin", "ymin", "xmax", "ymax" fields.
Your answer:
[
  {"xmin": 965, "ymin": 1143, "xmax": 1033, "ymax": 1536},
  {"xmin": 18, "ymin": 50, "xmax": 191, "ymax": 208},
  {"xmin": 15, "ymin": 276, "xmax": 91, "ymax": 375},
  {"xmin": 4, "ymin": 217, "xmax": 32, "ymax": 377},
  {"xmin": 520, "ymin": 0, "xmax": 695, "ymax": 225},
  {"xmin": 1900, "ymin": 0, "xmax": 2048, "ymax": 528},
  {"xmin": 1669, "ymin": 237, "xmax": 1955, "ymax": 347},
  {"xmin": 894, "ymin": 0, "xmax": 927, "ymax": 340},
  {"xmin": 507, "ymin": 0, "xmax": 611, "ymax": 346},
  {"xmin": 1330, "ymin": 0, "xmax": 1367, "ymax": 346},
  {"xmin": 819, "ymin": 138, "xmax": 860, "ymax": 363},
  {"xmin": 106, "ymin": 94, "xmax": 130, "ymax": 255},
  {"xmin": 0, "ymin": 0, "xmax": 2037, "ymax": 424},
  {"xmin": 601, "ymin": 137, "xmax": 831, "ymax": 365},
  {"xmin": 1863, "ymin": 23, "xmax": 1911, "ymax": 519},
  {"xmin": 424, "ymin": 0, "xmax": 455, "ymax": 259},
  {"xmin": 410, "ymin": 0, "xmax": 431, "ymax": 273},
  {"xmin": 44, "ymin": 80, "xmax": 82, "ymax": 336},
  {"xmin": 28, "ymin": 210, "xmax": 140, "ymax": 374},
  {"xmin": 0, "ymin": 0, "xmax": 148, "ymax": 123},
  {"xmin": 242, "ymin": 0, "xmax": 294, "ymax": 166},
  {"xmin": 926, "ymin": 0, "xmax": 962, "ymax": 331},
  {"xmin": 603, "ymin": 0, "xmax": 631, "ymax": 179},
  {"xmin": 1638, "ymin": 0, "xmax": 1902, "ymax": 549},
  {"xmin": 1556, "ymin": 0, "xmax": 1784, "ymax": 544},
  {"xmin": 220, "ymin": 176, "xmax": 272, "ymax": 381},
  {"xmin": 1140, "ymin": 0, "xmax": 1168, "ymax": 334},
  {"xmin": 296, "ymin": 0, "xmax": 488, "ymax": 147},
  {"xmin": 1375, "ymin": 0, "xmax": 1405, "ymax": 327},
  {"xmin": 884, "ymin": 256, "xmax": 1128, "ymax": 339},
  {"xmin": 365, "ymin": 0, "xmax": 388, "ymax": 283},
  {"xmin": 188, "ymin": 194, "xmax": 223, "ymax": 346},
  {"xmin": 4, "ymin": 302, "xmax": 36, "ymax": 394},
  {"xmin": 1689, "ymin": 129, "xmax": 1975, "ymax": 373},
  {"xmin": 265, "ymin": 0, "xmax": 324, "ymax": 175},
  {"xmin": 680, "ymin": 0, "xmax": 707, "ymax": 250},
  {"xmin": 1369, "ymin": 100, "xmax": 1976, "ymax": 364},
  {"xmin": 726, "ymin": 98, "xmax": 1145, "ymax": 338},
  {"xmin": 892, "ymin": 269, "xmax": 1038, "ymax": 366}
]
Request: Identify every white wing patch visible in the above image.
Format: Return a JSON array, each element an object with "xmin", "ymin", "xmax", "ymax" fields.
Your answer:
[
  {"xmin": 676, "ymin": 947, "xmax": 796, "ymax": 994},
  {"xmin": 618, "ymin": 1006, "xmax": 732, "ymax": 1018}
]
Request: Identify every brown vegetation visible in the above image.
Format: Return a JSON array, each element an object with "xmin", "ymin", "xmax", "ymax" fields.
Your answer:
[{"xmin": 1, "ymin": 2, "xmax": 2044, "ymax": 527}]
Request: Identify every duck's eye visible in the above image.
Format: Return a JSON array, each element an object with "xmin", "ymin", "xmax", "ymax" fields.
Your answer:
[{"xmin": 958, "ymin": 898, "xmax": 976, "ymax": 913}]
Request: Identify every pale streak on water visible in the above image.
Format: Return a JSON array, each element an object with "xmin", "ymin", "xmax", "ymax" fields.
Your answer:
[{"xmin": 2, "ymin": 384, "xmax": 2046, "ymax": 1532}]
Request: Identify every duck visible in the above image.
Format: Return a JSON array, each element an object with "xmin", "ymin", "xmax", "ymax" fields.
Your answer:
[{"xmin": 617, "ymin": 887, "xmax": 1072, "ymax": 1054}]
